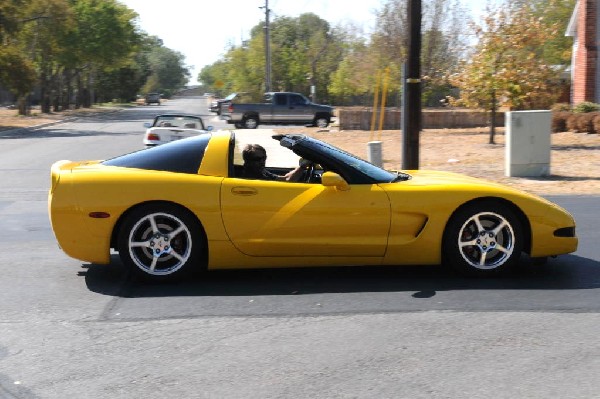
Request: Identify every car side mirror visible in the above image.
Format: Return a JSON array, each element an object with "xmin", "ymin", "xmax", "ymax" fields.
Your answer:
[
  {"xmin": 206, "ymin": 126, "xmax": 214, "ymax": 131},
  {"xmin": 321, "ymin": 172, "xmax": 350, "ymax": 191},
  {"xmin": 143, "ymin": 122, "xmax": 151, "ymax": 128}
]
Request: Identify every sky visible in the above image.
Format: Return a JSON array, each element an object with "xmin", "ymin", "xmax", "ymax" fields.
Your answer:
[{"xmin": 118, "ymin": 0, "xmax": 500, "ymax": 85}]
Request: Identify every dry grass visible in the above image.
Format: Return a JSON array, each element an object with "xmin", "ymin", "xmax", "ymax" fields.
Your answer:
[{"xmin": 0, "ymin": 106, "xmax": 118, "ymax": 130}]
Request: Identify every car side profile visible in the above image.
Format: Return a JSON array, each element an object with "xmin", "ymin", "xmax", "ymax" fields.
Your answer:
[{"xmin": 48, "ymin": 130, "xmax": 578, "ymax": 282}]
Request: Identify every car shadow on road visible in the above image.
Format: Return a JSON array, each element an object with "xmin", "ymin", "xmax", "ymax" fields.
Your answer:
[{"xmin": 81, "ymin": 254, "xmax": 600, "ymax": 299}]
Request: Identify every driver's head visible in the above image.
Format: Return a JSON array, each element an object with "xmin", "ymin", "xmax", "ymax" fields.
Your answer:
[{"xmin": 242, "ymin": 144, "xmax": 267, "ymax": 167}]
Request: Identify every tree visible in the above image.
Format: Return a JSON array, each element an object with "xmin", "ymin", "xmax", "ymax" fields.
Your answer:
[
  {"xmin": 369, "ymin": 0, "xmax": 469, "ymax": 106},
  {"xmin": 0, "ymin": 47, "xmax": 37, "ymax": 114},
  {"xmin": 514, "ymin": 0, "xmax": 576, "ymax": 65},
  {"xmin": 0, "ymin": 0, "xmax": 38, "ymax": 114},
  {"xmin": 66, "ymin": 0, "xmax": 140, "ymax": 107},
  {"xmin": 201, "ymin": 13, "xmax": 344, "ymax": 101},
  {"xmin": 19, "ymin": 0, "xmax": 75, "ymax": 113},
  {"xmin": 142, "ymin": 43, "xmax": 190, "ymax": 97},
  {"xmin": 449, "ymin": 1, "xmax": 565, "ymax": 144}
]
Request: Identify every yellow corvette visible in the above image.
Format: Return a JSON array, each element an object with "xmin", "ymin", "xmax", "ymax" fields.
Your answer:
[{"xmin": 48, "ymin": 130, "xmax": 577, "ymax": 281}]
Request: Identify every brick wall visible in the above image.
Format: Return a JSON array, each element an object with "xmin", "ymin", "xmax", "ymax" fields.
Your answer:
[
  {"xmin": 573, "ymin": 0, "xmax": 598, "ymax": 103},
  {"xmin": 338, "ymin": 109, "xmax": 505, "ymax": 130}
]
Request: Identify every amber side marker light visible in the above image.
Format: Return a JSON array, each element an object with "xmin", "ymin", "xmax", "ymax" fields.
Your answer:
[{"xmin": 89, "ymin": 212, "xmax": 111, "ymax": 219}]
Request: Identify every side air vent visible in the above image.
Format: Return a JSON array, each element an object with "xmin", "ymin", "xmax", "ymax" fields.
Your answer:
[{"xmin": 554, "ymin": 227, "xmax": 576, "ymax": 237}]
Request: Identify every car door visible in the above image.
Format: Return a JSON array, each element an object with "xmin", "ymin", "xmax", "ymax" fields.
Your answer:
[
  {"xmin": 220, "ymin": 178, "xmax": 391, "ymax": 257},
  {"xmin": 287, "ymin": 93, "xmax": 313, "ymax": 123}
]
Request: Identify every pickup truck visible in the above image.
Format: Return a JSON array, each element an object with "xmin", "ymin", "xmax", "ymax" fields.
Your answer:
[{"xmin": 220, "ymin": 92, "xmax": 334, "ymax": 129}]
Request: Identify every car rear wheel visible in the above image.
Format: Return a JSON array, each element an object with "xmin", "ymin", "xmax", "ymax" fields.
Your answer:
[
  {"xmin": 243, "ymin": 116, "xmax": 259, "ymax": 129},
  {"xmin": 117, "ymin": 204, "xmax": 205, "ymax": 281},
  {"xmin": 443, "ymin": 201, "xmax": 523, "ymax": 276}
]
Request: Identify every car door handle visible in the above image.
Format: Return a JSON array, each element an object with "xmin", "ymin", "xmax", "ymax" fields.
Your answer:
[{"xmin": 231, "ymin": 187, "xmax": 258, "ymax": 196}]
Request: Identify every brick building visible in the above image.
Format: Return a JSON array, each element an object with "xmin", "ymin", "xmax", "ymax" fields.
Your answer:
[{"xmin": 566, "ymin": 0, "xmax": 600, "ymax": 104}]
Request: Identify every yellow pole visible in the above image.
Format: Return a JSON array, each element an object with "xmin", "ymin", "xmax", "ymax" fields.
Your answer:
[
  {"xmin": 377, "ymin": 67, "xmax": 390, "ymax": 141},
  {"xmin": 369, "ymin": 70, "xmax": 381, "ymax": 142}
]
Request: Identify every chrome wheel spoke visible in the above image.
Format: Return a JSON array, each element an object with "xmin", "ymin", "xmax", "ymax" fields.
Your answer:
[
  {"xmin": 170, "ymin": 250, "xmax": 185, "ymax": 263},
  {"xmin": 479, "ymin": 251, "xmax": 489, "ymax": 266},
  {"xmin": 169, "ymin": 225, "xmax": 185, "ymax": 239},
  {"xmin": 149, "ymin": 256, "xmax": 159, "ymax": 272},
  {"xmin": 131, "ymin": 240, "xmax": 150, "ymax": 248},
  {"xmin": 473, "ymin": 215, "xmax": 485, "ymax": 233},
  {"xmin": 492, "ymin": 220, "xmax": 508, "ymax": 236},
  {"xmin": 495, "ymin": 243, "xmax": 511, "ymax": 254},
  {"xmin": 460, "ymin": 239, "xmax": 478, "ymax": 247},
  {"xmin": 148, "ymin": 215, "xmax": 159, "ymax": 234}
]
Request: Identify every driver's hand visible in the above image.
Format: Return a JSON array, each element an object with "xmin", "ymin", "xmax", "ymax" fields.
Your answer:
[{"xmin": 299, "ymin": 158, "xmax": 313, "ymax": 168}]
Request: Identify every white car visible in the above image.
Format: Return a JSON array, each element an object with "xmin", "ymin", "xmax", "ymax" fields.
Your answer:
[{"xmin": 143, "ymin": 114, "xmax": 213, "ymax": 147}]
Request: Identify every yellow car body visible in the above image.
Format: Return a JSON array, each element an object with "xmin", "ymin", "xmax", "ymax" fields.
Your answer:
[{"xmin": 48, "ymin": 130, "xmax": 577, "ymax": 280}]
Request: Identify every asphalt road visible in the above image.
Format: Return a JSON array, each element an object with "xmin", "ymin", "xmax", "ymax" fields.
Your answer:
[{"xmin": 0, "ymin": 97, "xmax": 599, "ymax": 399}]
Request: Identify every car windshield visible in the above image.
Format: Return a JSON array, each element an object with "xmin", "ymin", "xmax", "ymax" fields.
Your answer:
[
  {"xmin": 310, "ymin": 140, "xmax": 400, "ymax": 182},
  {"xmin": 153, "ymin": 116, "xmax": 204, "ymax": 129}
]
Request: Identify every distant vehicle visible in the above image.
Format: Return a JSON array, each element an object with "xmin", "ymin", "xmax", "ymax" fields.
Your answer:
[
  {"xmin": 209, "ymin": 92, "xmax": 247, "ymax": 115},
  {"xmin": 203, "ymin": 92, "xmax": 215, "ymax": 97},
  {"xmin": 142, "ymin": 114, "xmax": 213, "ymax": 147},
  {"xmin": 220, "ymin": 92, "xmax": 334, "ymax": 129},
  {"xmin": 144, "ymin": 93, "xmax": 161, "ymax": 105}
]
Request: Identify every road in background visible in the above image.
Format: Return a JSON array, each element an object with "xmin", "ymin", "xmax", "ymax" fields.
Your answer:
[{"xmin": 0, "ymin": 97, "xmax": 599, "ymax": 398}]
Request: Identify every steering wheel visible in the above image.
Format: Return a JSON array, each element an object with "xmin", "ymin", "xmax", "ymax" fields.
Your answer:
[{"xmin": 303, "ymin": 163, "xmax": 316, "ymax": 183}]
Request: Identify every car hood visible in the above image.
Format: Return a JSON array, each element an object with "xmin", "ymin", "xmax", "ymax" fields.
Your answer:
[
  {"xmin": 386, "ymin": 168, "xmax": 564, "ymax": 208},
  {"xmin": 401, "ymin": 169, "xmax": 507, "ymax": 188}
]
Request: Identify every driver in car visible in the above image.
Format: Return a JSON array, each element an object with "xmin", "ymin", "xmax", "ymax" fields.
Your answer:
[{"xmin": 242, "ymin": 144, "xmax": 311, "ymax": 182}]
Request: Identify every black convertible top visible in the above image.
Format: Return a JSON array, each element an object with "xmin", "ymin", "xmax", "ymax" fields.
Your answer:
[{"xmin": 103, "ymin": 134, "xmax": 211, "ymax": 174}]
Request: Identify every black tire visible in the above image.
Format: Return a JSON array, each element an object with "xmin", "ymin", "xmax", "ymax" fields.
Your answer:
[
  {"xmin": 443, "ymin": 201, "xmax": 523, "ymax": 276},
  {"xmin": 243, "ymin": 116, "xmax": 259, "ymax": 129},
  {"xmin": 117, "ymin": 203, "xmax": 205, "ymax": 281},
  {"xmin": 234, "ymin": 123, "xmax": 244, "ymax": 129},
  {"xmin": 314, "ymin": 115, "xmax": 330, "ymax": 128}
]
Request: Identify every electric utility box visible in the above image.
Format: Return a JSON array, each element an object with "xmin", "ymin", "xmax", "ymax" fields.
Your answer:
[{"xmin": 505, "ymin": 110, "xmax": 551, "ymax": 177}]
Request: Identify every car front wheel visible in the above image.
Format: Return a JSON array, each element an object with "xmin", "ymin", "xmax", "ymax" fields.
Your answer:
[
  {"xmin": 117, "ymin": 204, "xmax": 205, "ymax": 281},
  {"xmin": 314, "ymin": 116, "xmax": 330, "ymax": 128},
  {"xmin": 443, "ymin": 201, "xmax": 523, "ymax": 276}
]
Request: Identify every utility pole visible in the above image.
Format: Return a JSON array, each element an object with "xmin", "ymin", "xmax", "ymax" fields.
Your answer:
[
  {"xmin": 260, "ymin": 0, "xmax": 272, "ymax": 92},
  {"xmin": 402, "ymin": 0, "xmax": 421, "ymax": 170}
]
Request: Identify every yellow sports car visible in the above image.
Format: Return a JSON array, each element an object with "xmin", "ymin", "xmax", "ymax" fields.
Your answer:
[{"xmin": 48, "ymin": 130, "xmax": 577, "ymax": 281}]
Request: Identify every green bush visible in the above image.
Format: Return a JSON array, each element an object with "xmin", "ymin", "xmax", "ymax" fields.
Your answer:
[{"xmin": 573, "ymin": 102, "xmax": 600, "ymax": 113}]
